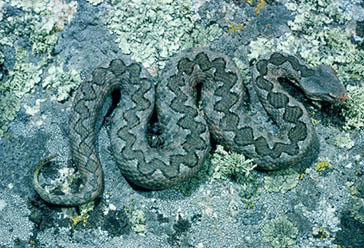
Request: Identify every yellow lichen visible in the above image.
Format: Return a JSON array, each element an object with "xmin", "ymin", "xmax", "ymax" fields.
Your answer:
[
  {"xmin": 318, "ymin": 227, "xmax": 328, "ymax": 240},
  {"xmin": 71, "ymin": 216, "xmax": 81, "ymax": 228},
  {"xmin": 255, "ymin": 0, "xmax": 265, "ymax": 14},
  {"xmin": 82, "ymin": 215, "xmax": 87, "ymax": 227},
  {"xmin": 299, "ymin": 173, "xmax": 305, "ymax": 180},
  {"xmin": 245, "ymin": 0, "xmax": 266, "ymax": 14},
  {"xmin": 315, "ymin": 160, "xmax": 333, "ymax": 172},
  {"xmin": 71, "ymin": 215, "xmax": 88, "ymax": 228},
  {"xmin": 244, "ymin": 201, "xmax": 255, "ymax": 209},
  {"xmin": 227, "ymin": 22, "xmax": 244, "ymax": 34}
]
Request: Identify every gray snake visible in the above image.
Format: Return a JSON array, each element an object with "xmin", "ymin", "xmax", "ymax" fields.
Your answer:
[{"xmin": 33, "ymin": 48, "xmax": 347, "ymax": 206}]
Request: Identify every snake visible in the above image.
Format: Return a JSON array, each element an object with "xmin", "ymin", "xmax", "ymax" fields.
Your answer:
[{"xmin": 32, "ymin": 48, "xmax": 347, "ymax": 206}]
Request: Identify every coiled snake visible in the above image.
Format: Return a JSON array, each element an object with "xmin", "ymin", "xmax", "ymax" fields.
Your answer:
[{"xmin": 33, "ymin": 48, "xmax": 347, "ymax": 206}]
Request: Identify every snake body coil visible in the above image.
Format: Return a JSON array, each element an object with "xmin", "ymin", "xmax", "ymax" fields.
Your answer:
[{"xmin": 33, "ymin": 48, "xmax": 347, "ymax": 206}]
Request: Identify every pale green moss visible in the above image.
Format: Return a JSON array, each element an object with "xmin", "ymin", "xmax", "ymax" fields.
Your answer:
[
  {"xmin": 319, "ymin": 28, "xmax": 364, "ymax": 82},
  {"xmin": 287, "ymin": 0, "xmax": 364, "ymax": 130},
  {"xmin": 0, "ymin": 14, "xmax": 46, "ymax": 136},
  {"xmin": 264, "ymin": 168, "xmax": 299, "ymax": 194},
  {"xmin": 262, "ymin": 216, "xmax": 298, "ymax": 248},
  {"xmin": 209, "ymin": 146, "xmax": 259, "ymax": 199},
  {"xmin": 43, "ymin": 63, "xmax": 82, "ymax": 102},
  {"xmin": 210, "ymin": 145, "xmax": 256, "ymax": 183},
  {"xmin": 248, "ymin": 37, "xmax": 275, "ymax": 61},
  {"xmin": 105, "ymin": 0, "xmax": 223, "ymax": 75}
]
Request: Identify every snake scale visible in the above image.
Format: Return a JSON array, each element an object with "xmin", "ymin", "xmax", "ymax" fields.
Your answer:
[{"xmin": 33, "ymin": 48, "xmax": 347, "ymax": 206}]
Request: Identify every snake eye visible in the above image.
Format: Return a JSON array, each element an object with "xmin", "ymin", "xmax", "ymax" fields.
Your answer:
[{"xmin": 327, "ymin": 93, "xmax": 336, "ymax": 100}]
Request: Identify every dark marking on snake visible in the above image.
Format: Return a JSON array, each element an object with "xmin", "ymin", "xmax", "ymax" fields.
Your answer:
[{"xmin": 33, "ymin": 48, "xmax": 348, "ymax": 206}]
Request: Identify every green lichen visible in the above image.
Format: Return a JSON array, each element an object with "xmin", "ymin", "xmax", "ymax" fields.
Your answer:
[
  {"xmin": 341, "ymin": 85, "xmax": 364, "ymax": 130},
  {"xmin": 0, "ymin": 49, "xmax": 45, "ymax": 136},
  {"xmin": 0, "ymin": 1, "xmax": 76, "ymax": 56},
  {"xmin": 0, "ymin": 48, "xmax": 38, "ymax": 94},
  {"xmin": 29, "ymin": 27, "xmax": 58, "ymax": 55},
  {"xmin": 264, "ymin": 168, "xmax": 299, "ymax": 194},
  {"xmin": 3, "ymin": 0, "xmax": 49, "ymax": 12},
  {"xmin": 262, "ymin": 216, "xmax": 298, "ymax": 248},
  {"xmin": 105, "ymin": 0, "xmax": 223, "ymax": 75},
  {"xmin": 131, "ymin": 209, "xmax": 146, "ymax": 234},
  {"xmin": 3, "ymin": 0, "xmax": 77, "ymax": 20},
  {"xmin": 334, "ymin": 132, "xmax": 355, "ymax": 149},
  {"xmin": 284, "ymin": 0, "xmax": 364, "ymax": 82},
  {"xmin": 0, "ymin": 1, "xmax": 77, "ymax": 137},
  {"xmin": 0, "ymin": 91, "xmax": 21, "ymax": 136},
  {"xmin": 43, "ymin": 63, "xmax": 82, "ymax": 102},
  {"xmin": 1, "ymin": 14, "xmax": 42, "ymax": 47}
]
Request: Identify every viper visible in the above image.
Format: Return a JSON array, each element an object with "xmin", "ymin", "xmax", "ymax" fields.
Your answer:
[{"xmin": 33, "ymin": 48, "xmax": 347, "ymax": 206}]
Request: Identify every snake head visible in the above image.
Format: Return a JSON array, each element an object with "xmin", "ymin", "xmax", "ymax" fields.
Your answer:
[{"xmin": 299, "ymin": 64, "xmax": 348, "ymax": 103}]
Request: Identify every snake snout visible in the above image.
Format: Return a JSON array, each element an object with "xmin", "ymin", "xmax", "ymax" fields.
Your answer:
[{"xmin": 328, "ymin": 92, "xmax": 348, "ymax": 103}]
